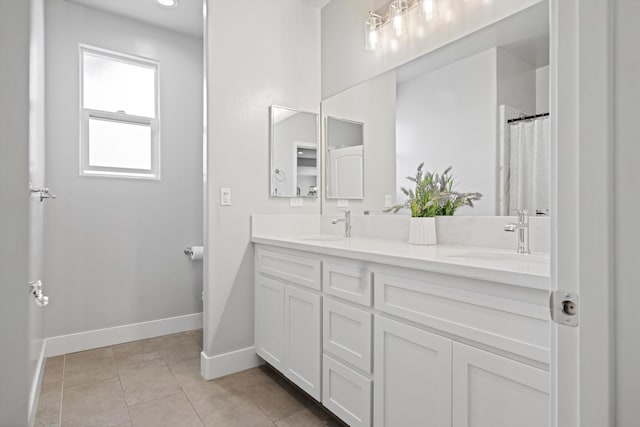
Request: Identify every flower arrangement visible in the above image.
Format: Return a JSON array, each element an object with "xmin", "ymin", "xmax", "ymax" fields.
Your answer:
[{"xmin": 385, "ymin": 163, "xmax": 482, "ymax": 217}]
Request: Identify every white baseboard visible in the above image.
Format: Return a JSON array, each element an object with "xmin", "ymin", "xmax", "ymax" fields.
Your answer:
[
  {"xmin": 200, "ymin": 346, "xmax": 263, "ymax": 380},
  {"xmin": 28, "ymin": 341, "xmax": 46, "ymax": 427},
  {"xmin": 45, "ymin": 312, "xmax": 203, "ymax": 357}
]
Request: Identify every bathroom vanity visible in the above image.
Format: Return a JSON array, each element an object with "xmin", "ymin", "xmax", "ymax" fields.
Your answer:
[{"xmin": 252, "ymin": 230, "xmax": 550, "ymax": 427}]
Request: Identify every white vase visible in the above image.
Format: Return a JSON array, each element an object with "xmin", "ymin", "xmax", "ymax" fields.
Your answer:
[{"xmin": 409, "ymin": 217, "xmax": 437, "ymax": 245}]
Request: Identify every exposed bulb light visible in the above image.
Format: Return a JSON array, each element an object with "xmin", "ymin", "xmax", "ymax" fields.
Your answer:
[
  {"xmin": 363, "ymin": 0, "xmax": 487, "ymax": 52},
  {"xmin": 421, "ymin": 0, "xmax": 439, "ymax": 21},
  {"xmin": 364, "ymin": 12, "xmax": 382, "ymax": 51},
  {"xmin": 153, "ymin": 0, "xmax": 178, "ymax": 8},
  {"xmin": 389, "ymin": 0, "xmax": 409, "ymax": 37}
]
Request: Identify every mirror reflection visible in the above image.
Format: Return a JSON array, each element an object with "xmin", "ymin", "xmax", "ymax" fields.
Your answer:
[
  {"xmin": 321, "ymin": 6, "xmax": 550, "ymax": 216},
  {"xmin": 270, "ymin": 106, "xmax": 318, "ymax": 198},
  {"xmin": 326, "ymin": 117, "xmax": 364, "ymax": 199}
]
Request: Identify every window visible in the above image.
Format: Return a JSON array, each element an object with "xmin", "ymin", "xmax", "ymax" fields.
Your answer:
[{"xmin": 80, "ymin": 46, "xmax": 160, "ymax": 179}]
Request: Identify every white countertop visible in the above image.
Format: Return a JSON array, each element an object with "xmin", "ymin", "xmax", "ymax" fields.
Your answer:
[{"xmin": 251, "ymin": 234, "xmax": 550, "ymax": 290}]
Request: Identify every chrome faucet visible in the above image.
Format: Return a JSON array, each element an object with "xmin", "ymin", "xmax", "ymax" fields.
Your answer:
[
  {"xmin": 331, "ymin": 210, "xmax": 351, "ymax": 238},
  {"xmin": 504, "ymin": 210, "xmax": 530, "ymax": 254}
]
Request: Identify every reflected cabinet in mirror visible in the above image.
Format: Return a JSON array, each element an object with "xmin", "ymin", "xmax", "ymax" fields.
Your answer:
[
  {"xmin": 321, "ymin": 2, "xmax": 550, "ymax": 216},
  {"xmin": 270, "ymin": 106, "xmax": 319, "ymax": 198},
  {"xmin": 326, "ymin": 117, "xmax": 364, "ymax": 199}
]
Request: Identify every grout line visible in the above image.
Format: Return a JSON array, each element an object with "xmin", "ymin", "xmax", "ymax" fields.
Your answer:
[
  {"xmin": 58, "ymin": 356, "xmax": 65, "ymax": 426},
  {"xmin": 184, "ymin": 393, "xmax": 206, "ymax": 426},
  {"xmin": 113, "ymin": 345, "xmax": 135, "ymax": 425},
  {"xmin": 163, "ymin": 349, "xmax": 206, "ymax": 426}
]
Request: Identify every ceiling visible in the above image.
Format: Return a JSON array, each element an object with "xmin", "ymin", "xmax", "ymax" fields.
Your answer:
[{"xmin": 67, "ymin": 0, "xmax": 203, "ymax": 38}]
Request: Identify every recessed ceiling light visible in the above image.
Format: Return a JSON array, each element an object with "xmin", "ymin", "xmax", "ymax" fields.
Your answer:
[{"xmin": 154, "ymin": 0, "xmax": 178, "ymax": 8}]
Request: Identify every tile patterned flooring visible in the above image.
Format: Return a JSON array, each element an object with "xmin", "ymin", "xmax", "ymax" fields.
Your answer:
[{"xmin": 35, "ymin": 330, "xmax": 347, "ymax": 427}]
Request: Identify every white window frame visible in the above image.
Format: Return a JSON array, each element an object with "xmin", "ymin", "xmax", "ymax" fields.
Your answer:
[{"xmin": 79, "ymin": 45, "xmax": 161, "ymax": 180}]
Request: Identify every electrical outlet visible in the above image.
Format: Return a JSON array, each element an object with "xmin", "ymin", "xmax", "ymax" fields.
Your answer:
[
  {"xmin": 220, "ymin": 187, "xmax": 231, "ymax": 206},
  {"xmin": 337, "ymin": 199, "xmax": 349, "ymax": 208},
  {"xmin": 385, "ymin": 194, "xmax": 392, "ymax": 208},
  {"xmin": 290, "ymin": 198, "xmax": 304, "ymax": 207}
]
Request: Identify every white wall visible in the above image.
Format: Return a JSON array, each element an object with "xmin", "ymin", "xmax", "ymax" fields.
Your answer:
[
  {"xmin": 321, "ymin": 0, "xmax": 543, "ymax": 98},
  {"xmin": 497, "ymin": 48, "xmax": 536, "ymax": 115},
  {"xmin": 0, "ymin": 0, "xmax": 45, "ymax": 424},
  {"xmin": 614, "ymin": 1, "xmax": 640, "ymax": 425},
  {"xmin": 205, "ymin": 0, "xmax": 320, "ymax": 360},
  {"xmin": 322, "ymin": 71, "xmax": 397, "ymax": 214},
  {"xmin": 396, "ymin": 49, "xmax": 497, "ymax": 215},
  {"xmin": 536, "ymin": 65, "xmax": 550, "ymax": 114},
  {"xmin": 44, "ymin": 0, "xmax": 203, "ymax": 337}
]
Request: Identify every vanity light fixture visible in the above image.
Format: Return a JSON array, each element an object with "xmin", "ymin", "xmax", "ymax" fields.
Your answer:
[
  {"xmin": 153, "ymin": 0, "xmax": 178, "ymax": 8},
  {"xmin": 364, "ymin": 0, "xmax": 452, "ymax": 51}
]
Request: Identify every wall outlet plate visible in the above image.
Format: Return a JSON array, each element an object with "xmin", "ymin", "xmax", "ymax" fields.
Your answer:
[
  {"xmin": 385, "ymin": 195, "xmax": 392, "ymax": 208},
  {"xmin": 220, "ymin": 187, "xmax": 231, "ymax": 206},
  {"xmin": 337, "ymin": 199, "xmax": 349, "ymax": 207},
  {"xmin": 290, "ymin": 198, "xmax": 304, "ymax": 207}
]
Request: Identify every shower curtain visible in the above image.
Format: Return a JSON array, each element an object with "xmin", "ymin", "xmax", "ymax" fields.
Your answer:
[{"xmin": 508, "ymin": 117, "xmax": 550, "ymax": 216}]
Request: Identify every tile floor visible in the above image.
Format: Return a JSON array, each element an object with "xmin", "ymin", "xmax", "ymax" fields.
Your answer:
[{"xmin": 35, "ymin": 330, "xmax": 346, "ymax": 427}]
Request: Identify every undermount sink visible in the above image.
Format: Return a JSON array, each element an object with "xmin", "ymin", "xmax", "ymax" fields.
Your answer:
[
  {"xmin": 299, "ymin": 235, "xmax": 345, "ymax": 242},
  {"xmin": 446, "ymin": 250, "xmax": 549, "ymax": 264}
]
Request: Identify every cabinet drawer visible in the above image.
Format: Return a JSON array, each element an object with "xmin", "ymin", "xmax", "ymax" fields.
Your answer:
[
  {"xmin": 256, "ymin": 247, "xmax": 321, "ymax": 290},
  {"xmin": 323, "ymin": 298, "xmax": 372, "ymax": 372},
  {"xmin": 322, "ymin": 355, "xmax": 372, "ymax": 427},
  {"xmin": 323, "ymin": 261, "xmax": 372, "ymax": 306}
]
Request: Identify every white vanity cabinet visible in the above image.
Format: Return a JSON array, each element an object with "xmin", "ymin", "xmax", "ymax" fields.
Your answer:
[{"xmin": 253, "ymin": 243, "xmax": 550, "ymax": 427}]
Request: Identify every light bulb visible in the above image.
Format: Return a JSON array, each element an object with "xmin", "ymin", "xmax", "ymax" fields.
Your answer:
[
  {"xmin": 421, "ymin": 0, "xmax": 438, "ymax": 20},
  {"xmin": 368, "ymin": 30, "xmax": 378, "ymax": 50},
  {"xmin": 393, "ymin": 15, "xmax": 403, "ymax": 36}
]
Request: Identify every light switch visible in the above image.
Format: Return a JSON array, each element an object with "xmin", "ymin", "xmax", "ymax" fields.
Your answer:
[
  {"xmin": 385, "ymin": 195, "xmax": 392, "ymax": 208},
  {"xmin": 220, "ymin": 187, "xmax": 231, "ymax": 206},
  {"xmin": 290, "ymin": 198, "xmax": 304, "ymax": 207}
]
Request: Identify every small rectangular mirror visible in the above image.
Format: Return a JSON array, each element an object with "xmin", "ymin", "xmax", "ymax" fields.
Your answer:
[
  {"xmin": 325, "ymin": 116, "xmax": 364, "ymax": 199},
  {"xmin": 270, "ymin": 106, "xmax": 319, "ymax": 198}
]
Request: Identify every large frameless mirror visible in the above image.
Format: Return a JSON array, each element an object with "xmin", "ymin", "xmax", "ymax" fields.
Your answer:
[
  {"xmin": 270, "ymin": 105, "xmax": 319, "ymax": 198},
  {"xmin": 321, "ymin": 2, "xmax": 550, "ymax": 216}
]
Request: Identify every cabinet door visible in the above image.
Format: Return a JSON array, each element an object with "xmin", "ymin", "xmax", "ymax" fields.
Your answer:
[
  {"xmin": 284, "ymin": 285, "xmax": 322, "ymax": 400},
  {"xmin": 374, "ymin": 315, "xmax": 452, "ymax": 427},
  {"xmin": 255, "ymin": 275, "xmax": 285, "ymax": 370},
  {"xmin": 452, "ymin": 342, "xmax": 549, "ymax": 427}
]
